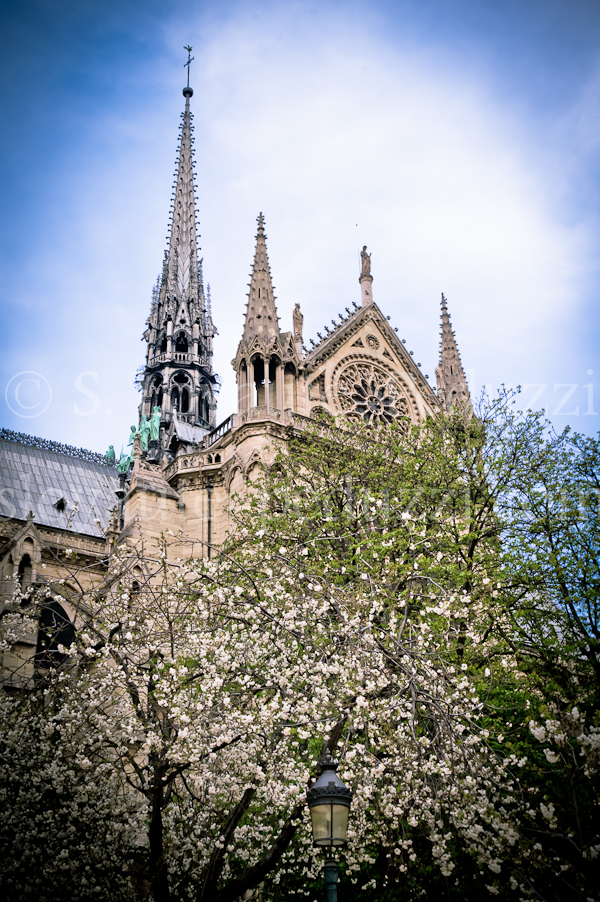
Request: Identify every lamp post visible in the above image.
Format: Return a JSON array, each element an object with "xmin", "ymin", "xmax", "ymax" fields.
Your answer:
[{"xmin": 307, "ymin": 750, "xmax": 352, "ymax": 902}]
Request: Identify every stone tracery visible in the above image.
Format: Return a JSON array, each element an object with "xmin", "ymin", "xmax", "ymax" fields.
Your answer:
[{"xmin": 334, "ymin": 359, "xmax": 416, "ymax": 428}]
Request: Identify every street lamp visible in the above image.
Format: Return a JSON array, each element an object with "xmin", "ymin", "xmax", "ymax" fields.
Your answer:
[{"xmin": 307, "ymin": 749, "xmax": 352, "ymax": 902}]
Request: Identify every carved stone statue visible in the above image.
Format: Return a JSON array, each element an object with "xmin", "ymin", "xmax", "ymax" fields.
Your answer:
[
  {"xmin": 104, "ymin": 445, "xmax": 115, "ymax": 466},
  {"xmin": 293, "ymin": 303, "xmax": 303, "ymax": 341},
  {"xmin": 138, "ymin": 415, "xmax": 151, "ymax": 452},
  {"xmin": 360, "ymin": 246, "xmax": 371, "ymax": 276},
  {"xmin": 117, "ymin": 452, "xmax": 130, "ymax": 475},
  {"xmin": 150, "ymin": 406, "xmax": 162, "ymax": 442}
]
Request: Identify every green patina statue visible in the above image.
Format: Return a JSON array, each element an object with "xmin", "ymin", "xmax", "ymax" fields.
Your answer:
[
  {"xmin": 138, "ymin": 415, "xmax": 151, "ymax": 452},
  {"xmin": 116, "ymin": 424, "xmax": 139, "ymax": 476},
  {"xmin": 150, "ymin": 406, "xmax": 161, "ymax": 442},
  {"xmin": 105, "ymin": 445, "xmax": 115, "ymax": 466}
]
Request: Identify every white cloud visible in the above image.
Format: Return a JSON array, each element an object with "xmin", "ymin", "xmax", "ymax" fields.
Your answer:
[{"xmin": 2, "ymin": 3, "xmax": 598, "ymax": 448}]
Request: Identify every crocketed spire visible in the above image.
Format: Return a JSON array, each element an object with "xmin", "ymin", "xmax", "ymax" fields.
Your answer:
[
  {"xmin": 436, "ymin": 293, "xmax": 471, "ymax": 411},
  {"xmin": 166, "ymin": 86, "xmax": 200, "ymax": 301},
  {"xmin": 242, "ymin": 213, "xmax": 280, "ymax": 344},
  {"xmin": 138, "ymin": 59, "xmax": 218, "ymax": 445}
]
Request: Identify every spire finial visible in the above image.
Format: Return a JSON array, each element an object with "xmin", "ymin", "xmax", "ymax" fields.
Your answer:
[
  {"xmin": 240, "ymin": 213, "xmax": 280, "ymax": 344},
  {"xmin": 437, "ymin": 292, "xmax": 471, "ymax": 412},
  {"xmin": 183, "ymin": 45, "xmax": 194, "ymax": 97}
]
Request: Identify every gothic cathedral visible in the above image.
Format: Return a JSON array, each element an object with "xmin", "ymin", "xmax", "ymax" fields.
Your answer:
[{"xmin": 0, "ymin": 73, "xmax": 472, "ymax": 668}]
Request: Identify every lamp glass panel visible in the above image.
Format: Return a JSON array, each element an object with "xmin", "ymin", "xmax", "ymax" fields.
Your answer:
[
  {"xmin": 310, "ymin": 804, "xmax": 332, "ymax": 845},
  {"xmin": 331, "ymin": 804, "xmax": 349, "ymax": 845}
]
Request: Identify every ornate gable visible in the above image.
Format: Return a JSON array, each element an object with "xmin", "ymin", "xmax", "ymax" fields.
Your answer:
[{"xmin": 304, "ymin": 303, "xmax": 439, "ymax": 425}]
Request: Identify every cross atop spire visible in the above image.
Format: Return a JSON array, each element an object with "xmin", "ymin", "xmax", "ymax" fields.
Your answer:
[
  {"xmin": 436, "ymin": 293, "xmax": 471, "ymax": 411},
  {"xmin": 242, "ymin": 213, "xmax": 280, "ymax": 344},
  {"xmin": 183, "ymin": 45, "xmax": 194, "ymax": 91}
]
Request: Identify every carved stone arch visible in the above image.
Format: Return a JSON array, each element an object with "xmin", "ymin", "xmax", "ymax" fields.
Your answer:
[
  {"xmin": 8, "ymin": 527, "xmax": 44, "ymax": 588},
  {"xmin": 130, "ymin": 564, "xmax": 145, "ymax": 596},
  {"xmin": 246, "ymin": 449, "xmax": 263, "ymax": 469},
  {"xmin": 330, "ymin": 353, "xmax": 420, "ymax": 427},
  {"xmin": 174, "ymin": 329, "xmax": 190, "ymax": 354},
  {"xmin": 227, "ymin": 464, "xmax": 244, "ymax": 494},
  {"xmin": 224, "ymin": 453, "xmax": 245, "ymax": 489},
  {"xmin": 170, "ymin": 371, "xmax": 192, "ymax": 413},
  {"xmin": 36, "ymin": 598, "xmax": 76, "ymax": 668},
  {"xmin": 54, "ymin": 590, "xmax": 78, "ymax": 626},
  {"xmin": 250, "ymin": 336, "xmax": 266, "ymax": 356},
  {"xmin": 17, "ymin": 547, "xmax": 33, "ymax": 588},
  {"xmin": 171, "ymin": 370, "xmax": 190, "ymax": 386},
  {"xmin": 245, "ymin": 450, "xmax": 266, "ymax": 483},
  {"xmin": 150, "ymin": 373, "xmax": 164, "ymax": 408}
]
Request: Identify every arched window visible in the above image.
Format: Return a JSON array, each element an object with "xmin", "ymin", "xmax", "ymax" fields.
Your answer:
[
  {"xmin": 171, "ymin": 387, "xmax": 179, "ymax": 412},
  {"xmin": 36, "ymin": 601, "xmax": 75, "ymax": 668},
  {"xmin": 181, "ymin": 387, "xmax": 189, "ymax": 413},
  {"xmin": 131, "ymin": 565, "xmax": 143, "ymax": 600},
  {"xmin": 160, "ymin": 335, "xmax": 167, "ymax": 353},
  {"xmin": 151, "ymin": 376, "xmax": 163, "ymax": 411},
  {"xmin": 18, "ymin": 554, "xmax": 32, "ymax": 587},
  {"xmin": 175, "ymin": 333, "xmax": 189, "ymax": 353}
]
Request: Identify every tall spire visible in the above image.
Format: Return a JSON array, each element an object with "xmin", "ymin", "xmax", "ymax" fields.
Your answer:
[
  {"xmin": 436, "ymin": 293, "xmax": 471, "ymax": 411},
  {"xmin": 137, "ymin": 50, "xmax": 219, "ymax": 447},
  {"xmin": 166, "ymin": 79, "xmax": 199, "ymax": 301},
  {"xmin": 242, "ymin": 213, "xmax": 280, "ymax": 343}
]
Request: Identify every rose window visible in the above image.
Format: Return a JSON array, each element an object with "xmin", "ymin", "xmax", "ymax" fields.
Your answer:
[{"xmin": 337, "ymin": 362, "xmax": 410, "ymax": 426}]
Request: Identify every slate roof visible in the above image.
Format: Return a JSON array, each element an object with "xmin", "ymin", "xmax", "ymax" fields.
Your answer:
[
  {"xmin": 0, "ymin": 439, "xmax": 119, "ymax": 538},
  {"xmin": 174, "ymin": 419, "xmax": 208, "ymax": 444}
]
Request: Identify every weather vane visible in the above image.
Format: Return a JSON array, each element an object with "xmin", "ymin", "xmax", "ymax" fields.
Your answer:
[{"xmin": 184, "ymin": 45, "xmax": 194, "ymax": 88}]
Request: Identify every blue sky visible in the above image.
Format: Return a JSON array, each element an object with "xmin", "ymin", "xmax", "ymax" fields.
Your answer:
[{"xmin": 1, "ymin": 0, "xmax": 600, "ymax": 452}]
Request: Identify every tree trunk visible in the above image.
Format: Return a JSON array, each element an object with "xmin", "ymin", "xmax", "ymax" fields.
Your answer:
[{"xmin": 149, "ymin": 774, "xmax": 170, "ymax": 902}]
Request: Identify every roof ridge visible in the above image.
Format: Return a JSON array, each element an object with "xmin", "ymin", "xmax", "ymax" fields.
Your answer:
[
  {"xmin": 306, "ymin": 301, "xmax": 362, "ymax": 353},
  {"xmin": 0, "ymin": 428, "xmax": 114, "ymax": 467}
]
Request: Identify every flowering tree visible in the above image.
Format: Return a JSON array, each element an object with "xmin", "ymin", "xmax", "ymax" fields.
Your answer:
[
  {"xmin": 227, "ymin": 393, "xmax": 600, "ymax": 900},
  {"xmin": 1, "ymin": 528, "xmax": 524, "ymax": 901},
  {"xmin": 0, "ymin": 686, "xmax": 146, "ymax": 902},
  {"xmin": 1, "ymin": 391, "xmax": 598, "ymax": 902}
]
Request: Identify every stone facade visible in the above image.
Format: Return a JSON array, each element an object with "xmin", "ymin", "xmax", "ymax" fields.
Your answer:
[
  {"xmin": 0, "ymin": 79, "xmax": 472, "ymax": 677},
  {"xmin": 119, "ymin": 204, "xmax": 464, "ymax": 556}
]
